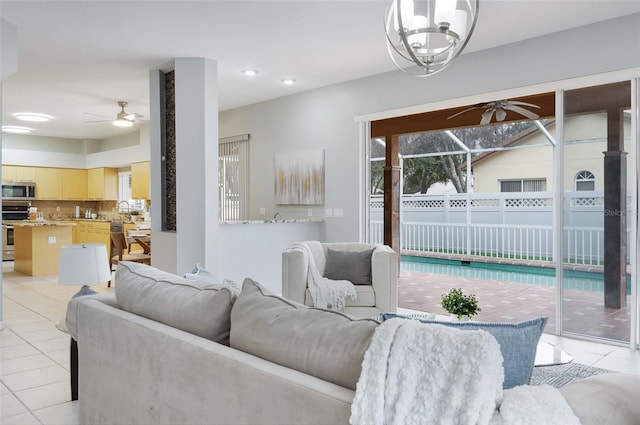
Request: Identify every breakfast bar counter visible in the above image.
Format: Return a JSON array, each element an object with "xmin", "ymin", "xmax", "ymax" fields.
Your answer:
[{"xmin": 13, "ymin": 221, "xmax": 75, "ymax": 276}]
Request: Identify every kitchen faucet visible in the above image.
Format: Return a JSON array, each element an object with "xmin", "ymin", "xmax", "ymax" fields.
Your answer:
[{"xmin": 118, "ymin": 201, "xmax": 130, "ymax": 214}]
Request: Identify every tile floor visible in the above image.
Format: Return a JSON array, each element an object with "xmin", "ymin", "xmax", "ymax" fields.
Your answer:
[
  {"xmin": 1, "ymin": 261, "xmax": 639, "ymax": 424},
  {"xmin": 1, "ymin": 262, "xmax": 113, "ymax": 424}
]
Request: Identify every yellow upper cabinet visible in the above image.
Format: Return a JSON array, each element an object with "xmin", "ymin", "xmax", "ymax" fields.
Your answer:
[
  {"xmin": 35, "ymin": 167, "xmax": 63, "ymax": 200},
  {"xmin": 3, "ymin": 165, "xmax": 36, "ymax": 182},
  {"xmin": 62, "ymin": 168, "xmax": 88, "ymax": 200},
  {"xmin": 2, "ymin": 165, "xmax": 17, "ymax": 181},
  {"xmin": 87, "ymin": 167, "xmax": 118, "ymax": 200},
  {"xmin": 131, "ymin": 161, "xmax": 150, "ymax": 200}
]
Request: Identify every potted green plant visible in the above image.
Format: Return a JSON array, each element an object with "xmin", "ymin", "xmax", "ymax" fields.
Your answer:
[
  {"xmin": 130, "ymin": 210, "xmax": 140, "ymax": 222},
  {"xmin": 440, "ymin": 288, "xmax": 481, "ymax": 320}
]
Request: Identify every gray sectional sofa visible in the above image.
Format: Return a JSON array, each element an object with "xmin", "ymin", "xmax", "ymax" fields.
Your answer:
[{"xmin": 66, "ymin": 261, "xmax": 640, "ymax": 424}]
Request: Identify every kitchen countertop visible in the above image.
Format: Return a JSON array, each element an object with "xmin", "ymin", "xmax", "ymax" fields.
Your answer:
[
  {"xmin": 5, "ymin": 220, "xmax": 77, "ymax": 227},
  {"xmin": 221, "ymin": 219, "xmax": 325, "ymax": 224}
]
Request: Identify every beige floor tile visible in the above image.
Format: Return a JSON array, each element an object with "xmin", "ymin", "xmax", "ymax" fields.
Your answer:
[
  {"xmin": 0, "ymin": 392, "xmax": 29, "ymax": 418},
  {"xmin": 7, "ymin": 320, "xmax": 56, "ymax": 334},
  {"xmin": 31, "ymin": 337, "xmax": 69, "ymax": 354},
  {"xmin": 0, "ymin": 411, "xmax": 41, "ymax": 425},
  {"xmin": 0, "ymin": 332, "xmax": 25, "ymax": 349},
  {"xmin": 14, "ymin": 380, "xmax": 71, "ymax": 412},
  {"xmin": 1, "ymin": 353, "xmax": 58, "ymax": 376},
  {"xmin": 592, "ymin": 356, "xmax": 640, "ymax": 374},
  {"xmin": 1, "ymin": 343, "xmax": 40, "ymax": 361},
  {"xmin": 19, "ymin": 328, "xmax": 65, "ymax": 344},
  {"xmin": 1, "ymin": 381, "xmax": 10, "ymax": 395},
  {"xmin": 34, "ymin": 400, "xmax": 78, "ymax": 425},
  {"xmin": 46, "ymin": 349, "xmax": 70, "ymax": 369},
  {"xmin": 2, "ymin": 365, "xmax": 69, "ymax": 393}
]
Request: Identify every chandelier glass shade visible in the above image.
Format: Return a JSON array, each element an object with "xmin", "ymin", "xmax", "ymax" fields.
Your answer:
[{"xmin": 385, "ymin": 0, "xmax": 479, "ymax": 77}]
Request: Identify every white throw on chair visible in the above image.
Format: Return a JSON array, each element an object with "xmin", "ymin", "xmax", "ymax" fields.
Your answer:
[{"xmin": 282, "ymin": 242, "xmax": 398, "ymax": 318}]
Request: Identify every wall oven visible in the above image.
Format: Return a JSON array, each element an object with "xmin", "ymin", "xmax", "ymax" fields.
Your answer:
[
  {"xmin": 2, "ymin": 201, "xmax": 30, "ymax": 261},
  {"xmin": 2, "ymin": 225, "xmax": 14, "ymax": 261},
  {"xmin": 2, "ymin": 182, "xmax": 36, "ymax": 200}
]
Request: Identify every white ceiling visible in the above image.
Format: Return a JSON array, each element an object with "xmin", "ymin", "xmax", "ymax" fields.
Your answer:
[{"xmin": 1, "ymin": 0, "xmax": 639, "ymax": 141}]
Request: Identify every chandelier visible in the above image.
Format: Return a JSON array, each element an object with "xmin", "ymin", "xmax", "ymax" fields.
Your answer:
[{"xmin": 385, "ymin": 0, "xmax": 479, "ymax": 77}]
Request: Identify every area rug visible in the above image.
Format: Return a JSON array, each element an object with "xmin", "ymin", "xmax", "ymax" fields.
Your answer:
[{"xmin": 530, "ymin": 362, "xmax": 613, "ymax": 388}]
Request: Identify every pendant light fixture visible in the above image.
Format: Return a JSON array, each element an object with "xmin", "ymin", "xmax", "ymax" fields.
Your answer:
[{"xmin": 385, "ymin": 0, "xmax": 479, "ymax": 77}]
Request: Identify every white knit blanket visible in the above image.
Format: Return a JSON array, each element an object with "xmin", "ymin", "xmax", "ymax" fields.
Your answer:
[
  {"xmin": 351, "ymin": 318, "xmax": 581, "ymax": 425},
  {"xmin": 291, "ymin": 241, "xmax": 356, "ymax": 310}
]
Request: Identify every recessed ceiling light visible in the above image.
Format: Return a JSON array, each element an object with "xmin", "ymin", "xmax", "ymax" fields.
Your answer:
[
  {"xmin": 281, "ymin": 78, "xmax": 296, "ymax": 85},
  {"xmin": 2, "ymin": 125, "xmax": 33, "ymax": 134},
  {"xmin": 14, "ymin": 112, "xmax": 52, "ymax": 122},
  {"xmin": 242, "ymin": 69, "xmax": 259, "ymax": 77}
]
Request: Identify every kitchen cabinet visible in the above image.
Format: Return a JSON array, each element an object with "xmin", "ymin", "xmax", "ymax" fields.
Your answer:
[
  {"xmin": 131, "ymin": 161, "xmax": 150, "ymax": 199},
  {"xmin": 35, "ymin": 167, "xmax": 63, "ymax": 200},
  {"xmin": 76, "ymin": 221, "xmax": 111, "ymax": 262},
  {"xmin": 87, "ymin": 168, "xmax": 118, "ymax": 200},
  {"xmin": 14, "ymin": 223, "xmax": 73, "ymax": 276},
  {"xmin": 62, "ymin": 169, "xmax": 88, "ymax": 200},
  {"xmin": 2, "ymin": 165, "xmax": 36, "ymax": 182}
]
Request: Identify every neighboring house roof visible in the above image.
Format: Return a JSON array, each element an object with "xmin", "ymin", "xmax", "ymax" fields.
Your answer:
[{"xmin": 460, "ymin": 120, "xmax": 555, "ymax": 171}]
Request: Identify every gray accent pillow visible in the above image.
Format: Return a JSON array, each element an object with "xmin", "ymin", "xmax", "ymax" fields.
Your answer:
[
  {"xmin": 382, "ymin": 313, "xmax": 547, "ymax": 389},
  {"xmin": 323, "ymin": 248, "xmax": 374, "ymax": 285},
  {"xmin": 115, "ymin": 261, "xmax": 237, "ymax": 345},
  {"xmin": 230, "ymin": 278, "xmax": 379, "ymax": 390}
]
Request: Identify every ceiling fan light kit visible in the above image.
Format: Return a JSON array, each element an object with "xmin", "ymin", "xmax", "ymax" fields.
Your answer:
[
  {"xmin": 385, "ymin": 0, "xmax": 479, "ymax": 77},
  {"xmin": 113, "ymin": 118, "xmax": 134, "ymax": 127},
  {"xmin": 85, "ymin": 101, "xmax": 143, "ymax": 127}
]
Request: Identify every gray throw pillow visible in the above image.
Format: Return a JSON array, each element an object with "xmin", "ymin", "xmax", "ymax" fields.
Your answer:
[
  {"xmin": 323, "ymin": 248, "xmax": 373, "ymax": 285},
  {"xmin": 115, "ymin": 261, "xmax": 237, "ymax": 345},
  {"xmin": 230, "ymin": 278, "xmax": 379, "ymax": 390}
]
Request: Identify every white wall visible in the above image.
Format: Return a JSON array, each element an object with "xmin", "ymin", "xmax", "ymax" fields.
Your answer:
[
  {"xmin": 219, "ymin": 13, "xmax": 640, "ymax": 243},
  {"xmin": 3, "ymin": 125, "xmax": 149, "ymax": 169},
  {"xmin": 218, "ymin": 221, "xmax": 324, "ymax": 294}
]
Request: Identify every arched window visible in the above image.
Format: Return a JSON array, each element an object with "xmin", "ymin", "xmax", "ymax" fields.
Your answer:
[{"xmin": 575, "ymin": 170, "xmax": 595, "ymax": 191}]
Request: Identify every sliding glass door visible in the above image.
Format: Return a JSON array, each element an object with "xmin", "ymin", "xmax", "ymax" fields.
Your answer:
[{"xmin": 559, "ymin": 81, "xmax": 636, "ymax": 344}]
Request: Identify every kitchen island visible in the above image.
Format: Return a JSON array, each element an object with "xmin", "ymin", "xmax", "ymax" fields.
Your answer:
[{"xmin": 13, "ymin": 221, "xmax": 75, "ymax": 276}]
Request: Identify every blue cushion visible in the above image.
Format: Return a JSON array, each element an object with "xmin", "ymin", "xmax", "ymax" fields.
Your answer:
[{"xmin": 382, "ymin": 313, "xmax": 547, "ymax": 389}]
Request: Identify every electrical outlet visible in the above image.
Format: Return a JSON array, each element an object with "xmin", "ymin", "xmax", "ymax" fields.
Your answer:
[
  {"xmin": 307, "ymin": 208, "xmax": 312, "ymax": 217},
  {"xmin": 259, "ymin": 208, "xmax": 266, "ymax": 216},
  {"xmin": 325, "ymin": 208, "xmax": 333, "ymax": 217},
  {"xmin": 48, "ymin": 236, "xmax": 56, "ymax": 244},
  {"xmin": 334, "ymin": 208, "xmax": 344, "ymax": 217},
  {"xmin": 56, "ymin": 206, "xmax": 60, "ymax": 212}
]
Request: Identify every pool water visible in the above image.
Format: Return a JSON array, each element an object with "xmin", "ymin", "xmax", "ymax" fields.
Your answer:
[{"xmin": 401, "ymin": 255, "xmax": 630, "ymax": 293}]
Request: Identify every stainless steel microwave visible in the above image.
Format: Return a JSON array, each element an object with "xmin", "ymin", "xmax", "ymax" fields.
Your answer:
[{"xmin": 2, "ymin": 182, "xmax": 36, "ymax": 200}]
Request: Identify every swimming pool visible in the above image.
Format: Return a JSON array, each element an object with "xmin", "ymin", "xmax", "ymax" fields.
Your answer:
[{"xmin": 401, "ymin": 255, "xmax": 631, "ymax": 293}]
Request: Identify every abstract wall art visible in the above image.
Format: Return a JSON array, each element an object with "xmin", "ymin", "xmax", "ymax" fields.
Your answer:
[{"xmin": 274, "ymin": 149, "xmax": 325, "ymax": 205}]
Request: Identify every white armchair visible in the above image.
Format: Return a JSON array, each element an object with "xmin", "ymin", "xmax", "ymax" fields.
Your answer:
[{"xmin": 282, "ymin": 242, "xmax": 398, "ymax": 318}]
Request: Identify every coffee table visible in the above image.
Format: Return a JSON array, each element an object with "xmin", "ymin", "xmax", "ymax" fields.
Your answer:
[{"xmin": 534, "ymin": 341, "xmax": 572, "ymax": 367}]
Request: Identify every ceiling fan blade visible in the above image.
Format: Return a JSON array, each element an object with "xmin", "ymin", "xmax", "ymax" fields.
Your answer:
[
  {"xmin": 83, "ymin": 112, "xmax": 112, "ymax": 119},
  {"xmin": 506, "ymin": 105, "xmax": 540, "ymax": 120},
  {"xmin": 84, "ymin": 119, "xmax": 111, "ymax": 124},
  {"xmin": 447, "ymin": 106, "xmax": 478, "ymax": 120},
  {"xmin": 508, "ymin": 101, "xmax": 541, "ymax": 109},
  {"xmin": 125, "ymin": 112, "xmax": 144, "ymax": 120},
  {"xmin": 480, "ymin": 109, "xmax": 494, "ymax": 125}
]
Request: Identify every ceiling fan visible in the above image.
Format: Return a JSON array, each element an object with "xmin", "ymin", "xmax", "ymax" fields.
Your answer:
[
  {"xmin": 447, "ymin": 99, "xmax": 541, "ymax": 125},
  {"xmin": 84, "ymin": 101, "xmax": 144, "ymax": 127}
]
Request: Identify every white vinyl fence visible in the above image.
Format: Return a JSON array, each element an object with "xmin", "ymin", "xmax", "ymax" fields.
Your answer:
[{"xmin": 370, "ymin": 191, "xmax": 629, "ymax": 266}]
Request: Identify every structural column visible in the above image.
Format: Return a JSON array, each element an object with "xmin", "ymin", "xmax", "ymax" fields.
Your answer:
[
  {"xmin": 603, "ymin": 107, "xmax": 627, "ymax": 309},
  {"xmin": 384, "ymin": 135, "xmax": 401, "ymax": 253}
]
